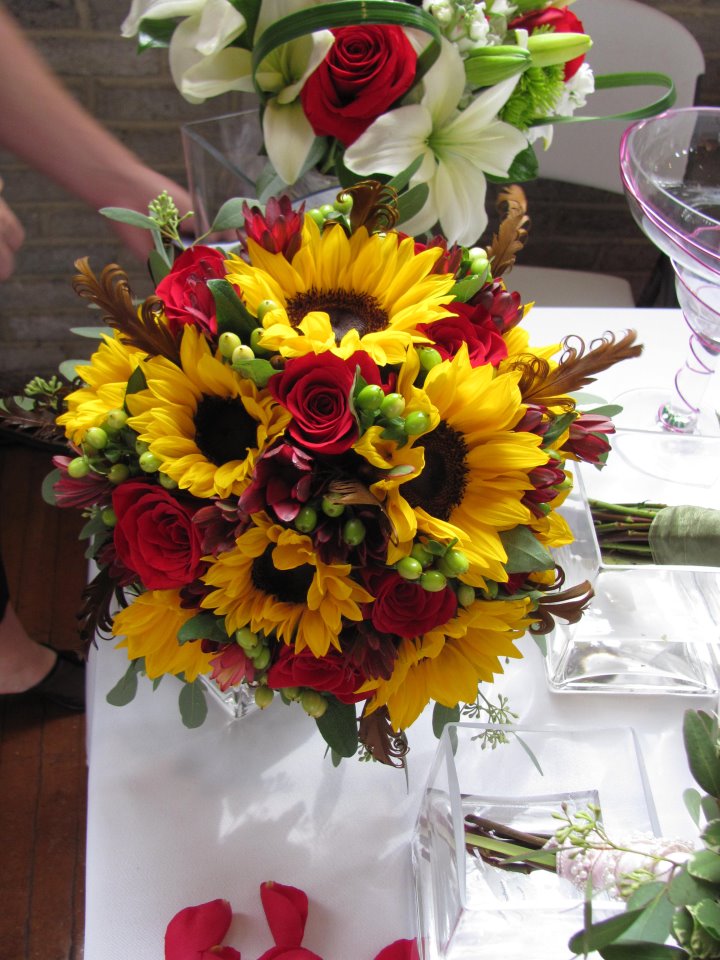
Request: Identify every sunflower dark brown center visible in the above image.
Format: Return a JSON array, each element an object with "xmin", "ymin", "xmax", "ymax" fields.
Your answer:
[
  {"xmin": 402, "ymin": 421, "xmax": 469, "ymax": 521},
  {"xmin": 251, "ymin": 546, "xmax": 314, "ymax": 604},
  {"xmin": 285, "ymin": 287, "xmax": 389, "ymax": 339},
  {"xmin": 194, "ymin": 396, "xmax": 257, "ymax": 466}
]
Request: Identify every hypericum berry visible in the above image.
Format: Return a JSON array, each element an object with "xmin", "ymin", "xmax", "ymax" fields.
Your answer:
[
  {"xmin": 67, "ymin": 456, "xmax": 90, "ymax": 479},
  {"xmin": 404, "ymin": 411, "xmax": 430, "ymax": 436},
  {"xmin": 457, "ymin": 583, "xmax": 476, "ymax": 607},
  {"xmin": 396, "ymin": 556, "xmax": 423, "ymax": 580},
  {"xmin": 417, "ymin": 347, "xmax": 442, "ymax": 372},
  {"xmin": 108, "ymin": 463, "xmax": 130, "ymax": 484},
  {"xmin": 301, "ymin": 690, "xmax": 327, "ymax": 718},
  {"xmin": 252, "ymin": 647, "xmax": 271, "ymax": 671},
  {"xmin": 85, "ymin": 426, "xmax": 108, "ymax": 450},
  {"xmin": 138, "ymin": 451, "xmax": 161, "ymax": 473},
  {"xmin": 158, "ymin": 473, "xmax": 178, "ymax": 490},
  {"xmin": 420, "ymin": 570, "xmax": 447, "ymax": 592},
  {"xmin": 135, "ymin": 439, "xmax": 149, "ymax": 455},
  {"xmin": 319, "ymin": 203, "xmax": 335, "ymax": 219},
  {"xmin": 250, "ymin": 326, "xmax": 271, "ymax": 355},
  {"xmin": 343, "ymin": 518, "xmax": 366, "ymax": 546},
  {"xmin": 218, "ymin": 331, "xmax": 241, "ymax": 358},
  {"xmin": 101, "ymin": 507, "xmax": 117, "ymax": 527},
  {"xmin": 438, "ymin": 548, "xmax": 470, "ymax": 576},
  {"xmin": 295, "ymin": 505, "xmax": 318, "ymax": 533},
  {"xmin": 231, "ymin": 344, "xmax": 255, "ymax": 367},
  {"xmin": 321, "ymin": 496, "xmax": 345, "ymax": 518},
  {"xmin": 254, "ymin": 686, "xmax": 274, "ymax": 709},
  {"xmin": 411, "ymin": 543, "xmax": 433, "ymax": 567},
  {"xmin": 235, "ymin": 627, "xmax": 259, "ymax": 650},
  {"xmin": 333, "ymin": 192, "xmax": 353, "ymax": 215},
  {"xmin": 380, "ymin": 392, "xmax": 405, "ymax": 418},
  {"xmin": 281, "ymin": 686, "xmax": 301, "ymax": 701},
  {"xmin": 355, "ymin": 384, "xmax": 384, "ymax": 412},
  {"xmin": 256, "ymin": 300, "xmax": 279, "ymax": 322},
  {"xmin": 105, "ymin": 408, "xmax": 128, "ymax": 431},
  {"xmin": 308, "ymin": 208, "xmax": 325, "ymax": 227}
]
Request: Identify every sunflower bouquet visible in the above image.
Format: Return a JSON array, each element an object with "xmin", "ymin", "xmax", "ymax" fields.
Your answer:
[{"xmin": 26, "ymin": 182, "xmax": 640, "ymax": 764}]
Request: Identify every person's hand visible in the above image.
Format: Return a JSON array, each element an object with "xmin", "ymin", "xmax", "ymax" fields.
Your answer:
[{"xmin": 0, "ymin": 179, "xmax": 25, "ymax": 281}]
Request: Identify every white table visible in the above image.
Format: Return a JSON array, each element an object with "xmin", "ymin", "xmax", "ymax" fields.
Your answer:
[{"xmin": 84, "ymin": 308, "xmax": 719, "ymax": 960}]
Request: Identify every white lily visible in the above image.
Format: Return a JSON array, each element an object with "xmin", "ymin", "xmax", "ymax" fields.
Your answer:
[
  {"xmin": 167, "ymin": 0, "xmax": 252, "ymax": 103},
  {"xmin": 344, "ymin": 38, "xmax": 528, "ymax": 245},
  {"xmin": 122, "ymin": 0, "xmax": 203, "ymax": 38}
]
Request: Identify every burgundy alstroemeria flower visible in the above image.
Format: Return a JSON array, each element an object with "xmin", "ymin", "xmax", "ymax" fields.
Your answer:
[
  {"xmin": 563, "ymin": 412, "xmax": 615, "ymax": 465},
  {"xmin": 52, "ymin": 454, "xmax": 114, "ymax": 509},
  {"xmin": 164, "ymin": 898, "xmax": 240, "ymax": 960},
  {"xmin": 409, "ymin": 235, "xmax": 463, "ymax": 276},
  {"xmin": 468, "ymin": 279, "xmax": 524, "ymax": 335},
  {"xmin": 193, "ymin": 500, "xmax": 251, "ymax": 556},
  {"xmin": 242, "ymin": 196, "xmax": 305, "ymax": 261},
  {"xmin": 239, "ymin": 441, "xmax": 315, "ymax": 522},
  {"xmin": 522, "ymin": 459, "xmax": 567, "ymax": 517}
]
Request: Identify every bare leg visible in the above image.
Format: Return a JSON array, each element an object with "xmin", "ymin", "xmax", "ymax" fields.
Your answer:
[{"xmin": 0, "ymin": 601, "xmax": 57, "ymax": 694}]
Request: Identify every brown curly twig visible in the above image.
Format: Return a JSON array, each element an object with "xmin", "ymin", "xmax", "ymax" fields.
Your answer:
[
  {"xmin": 485, "ymin": 185, "xmax": 530, "ymax": 278},
  {"xmin": 358, "ymin": 704, "xmax": 409, "ymax": 768},
  {"xmin": 345, "ymin": 181, "xmax": 399, "ymax": 235},
  {"xmin": 530, "ymin": 578, "xmax": 595, "ymax": 636}
]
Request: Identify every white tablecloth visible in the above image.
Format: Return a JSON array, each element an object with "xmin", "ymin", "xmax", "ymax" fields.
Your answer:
[{"xmin": 84, "ymin": 307, "xmax": 719, "ymax": 960}]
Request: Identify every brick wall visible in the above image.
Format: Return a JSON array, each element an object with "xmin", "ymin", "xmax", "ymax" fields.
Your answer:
[{"xmin": 0, "ymin": 0, "xmax": 718, "ymax": 380}]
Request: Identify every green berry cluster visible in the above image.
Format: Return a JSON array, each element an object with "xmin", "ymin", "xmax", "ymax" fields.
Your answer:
[
  {"xmin": 306, "ymin": 192, "xmax": 354, "ymax": 232},
  {"xmin": 395, "ymin": 537, "xmax": 475, "ymax": 599},
  {"xmin": 354, "ymin": 381, "xmax": 430, "ymax": 449},
  {"xmin": 294, "ymin": 494, "xmax": 366, "ymax": 548}
]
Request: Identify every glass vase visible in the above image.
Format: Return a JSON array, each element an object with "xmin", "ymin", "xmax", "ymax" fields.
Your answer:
[
  {"xmin": 181, "ymin": 107, "xmax": 339, "ymax": 235},
  {"xmin": 199, "ymin": 674, "xmax": 257, "ymax": 720},
  {"xmin": 412, "ymin": 723, "xmax": 658, "ymax": 960}
]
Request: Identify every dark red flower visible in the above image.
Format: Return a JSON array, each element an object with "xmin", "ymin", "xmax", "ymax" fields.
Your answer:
[
  {"xmin": 51, "ymin": 455, "xmax": 114, "ymax": 508},
  {"xmin": 242, "ymin": 196, "xmax": 305, "ymax": 261},
  {"xmin": 164, "ymin": 898, "xmax": 240, "ymax": 960},
  {"xmin": 239, "ymin": 441, "xmax": 315, "ymax": 522},
  {"xmin": 419, "ymin": 303, "xmax": 508, "ymax": 367},
  {"xmin": 467, "ymin": 279, "xmax": 524, "ymax": 335},
  {"xmin": 193, "ymin": 499, "xmax": 251, "ymax": 556},
  {"xmin": 112, "ymin": 481, "xmax": 204, "ymax": 589},
  {"xmin": 301, "ymin": 25, "xmax": 417, "ymax": 146},
  {"xmin": 268, "ymin": 351, "xmax": 382, "ymax": 455},
  {"xmin": 155, "ymin": 245, "xmax": 227, "ymax": 336},
  {"xmin": 267, "ymin": 645, "xmax": 366, "ymax": 704},
  {"xmin": 407, "ymin": 235, "xmax": 463, "ymax": 276},
  {"xmin": 209, "ymin": 644, "xmax": 255, "ymax": 691},
  {"xmin": 523, "ymin": 459, "xmax": 567, "ymax": 517},
  {"xmin": 563, "ymin": 412, "xmax": 614, "ymax": 465},
  {"xmin": 364, "ymin": 570, "xmax": 457, "ymax": 639},
  {"xmin": 510, "ymin": 6, "xmax": 587, "ymax": 79}
]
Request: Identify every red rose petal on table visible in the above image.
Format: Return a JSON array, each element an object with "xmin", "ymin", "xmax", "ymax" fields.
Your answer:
[
  {"xmin": 372, "ymin": 940, "xmax": 419, "ymax": 960},
  {"xmin": 165, "ymin": 898, "xmax": 239, "ymax": 960},
  {"xmin": 260, "ymin": 882, "xmax": 309, "ymax": 948}
]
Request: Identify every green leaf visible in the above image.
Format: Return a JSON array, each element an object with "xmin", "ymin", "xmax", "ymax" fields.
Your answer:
[
  {"xmin": 626, "ymin": 882, "xmax": 667, "ymax": 911},
  {"xmin": 386, "ymin": 155, "xmax": 423, "ymax": 194},
  {"xmin": 600, "ymin": 945, "xmax": 688, "ymax": 959},
  {"xmin": 234, "ymin": 357, "xmax": 276, "ymax": 388},
  {"xmin": 487, "ymin": 144, "xmax": 538, "ymax": 184},
  {"xmin": 207, "ymin": 278, "xmax": 258, "ymax": 339},
  {"xmin": 683, "ymin": 710, "xmax": 720, "ymax": 798},
  {"xmin": 69, "ymin": 326, "xmax": 107, "ymax": 339},
  {"xmin": 500, "ymin": 526, "xmax": 555, "ymax": 573},
  {"xmin": 397, "ymin": 182, "xmax": 430, "ymax": 225},
  {"xmin": 568, "ymin": 908, "xmax": 647, "ymax": 954},
  {"xmin": 314, "ymin": 697, "xmax": 358, "ymax": 758},
  {"xmin": 585, "ymin": 403, "xmax": 625, "ymax": 419},
  {"xmin": 178, "ymin": 680, "xmax": 208, "ymax": 729},
  {"xmin": 58, "ymin": 359, "xmax": 88, "ymax": 382},
  {"xmin": 701, "ymin": 795, "xmax": 720, "ymax": 823},
  {"xmin": 672, "ymin": 907, "xmax": 693, "ymax": 949},
  {"xmin": 692, "ymin": 900, "xmax": 720, "ymax": 941},
  {"xmin": 177, "ymin": 613, "xmax": 225, "ymax": 645},
  {"xmin": 542, "ymin": 410, "xmax": 576, "ymax": 447},
  {"xmin": 136, "ymin": 17, "xmax": 176, "ymax": 50},
  {"xmin": 702, "ymin": 819, "xmax": 720, "ymax": 854},
  {"xmin": 210, "ymin": 197, "xmax": 253, "ymax": 233},
  {"xmin": 100, "ymin": 206, "xmax": 159, "ymax": 231},
  {"xmin": 256, "ymin": 162, "xmax": 287, "ymax": 204},
  {"xmin": 622, "ymin": 889, "xmax": 676, "ymax": 945},
  {"xmin": 41, "ymin": 468, "xmax": 61, "ymax": 506},
  {"xmin": 125, "ymin": 365, "xmax": 147, "ymax": 399},
  {"xmin": 684, "ymin": 788, "xmax": 703, "ymax": 828},
  {"xmin": 669, "ymin": 868, "xmax": 717, "ymax": 907},
  {"xmin": 432, "ymin": 702, "xmax": 460, "ymax": 739},
  {"xmin": 106, "ymin": 660, "xmax": 141, "ymax": 707},
  {"xmin": 451, "ymin": 273, "xmax": 486, "ymax": 303},
  {"xmin": 687, "ymin": 850, "xmax": 720, "ymax": 884},
  {"xmin": 148, "ymin": 249, "xmax": 171, "ymax": 285},
  {"xmin": 330, "ymin": 749, "xmax": 343, "ymax": 767},
  {"xmin": 79, "ymin": 513, "xmax": 109, "ymax": 541}
]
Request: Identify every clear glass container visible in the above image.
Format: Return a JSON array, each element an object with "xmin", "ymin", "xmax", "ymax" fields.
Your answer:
[
  {"xmin": 199, "ymin": 674, "xmax": 257, "ymax": 720},
  {"xmin": 412, "ymin": 723, "xmax": 659, "ymax": 960},
  {"xmin": 544, "ymin": 464, "xmax": 720, "ymax": 695}
]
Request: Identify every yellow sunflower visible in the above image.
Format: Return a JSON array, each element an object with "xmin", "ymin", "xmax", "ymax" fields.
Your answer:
[
  {"xmin": 223, "ymin": 217, "xmax": 456, "ymax": 365},
  {"xmin": 201, "ymin": 512, "xmax": 373, "ymax": 658},
  {"xmin": 361, "ymin": 596, "xmax": 531, "ymax": 730},
  {"xmin": 112, "ymin": 589, "xmax": 214, "ymax": 681},
  {"xmin": 126, "ymin": 325, "xmax": 289, "ymax": 499},
  {"xmin": 392, "ymin": 345, "xmax": 550, "ymax": 583},
  {"xmin": 57, "ymin": 333, "xmax": 143, "ymax": 444}
]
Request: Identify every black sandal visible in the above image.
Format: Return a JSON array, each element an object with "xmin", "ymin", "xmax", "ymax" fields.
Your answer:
[{"xmin": 4, "ymin": 646, "xmax": 86, "ymax": 713}]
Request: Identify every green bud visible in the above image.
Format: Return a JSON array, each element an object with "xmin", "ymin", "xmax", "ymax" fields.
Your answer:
[
  {"xmin": 85, "ymin": 426, "xmax": 108, "ymax": 450},
  {"xmin": 218, "ymin": 331, "xmax": 242, "ymax": 358},
  {"xmin": 138, "ymin": 451, "xmax": 161, "ymax": 473},
  {"xmin": 470, "ymin": 254, "xmax": 489, "ymax": 276},
  {"xmin": 396, "ymin": 556, "xmax": 423, "ymax": 581},
  {"xmin": 321, "ymin": 496, "xmax": 345, "ymax": 518},
  {"xmin": 405, "ymin": 410, "xmax": 430, "ymax": 436},
  {"xmin": 101, "ymin": 507, "xmax": 117, "ymax": 527},
  {"xmin": 343, "ymin": 518, "xmax": 366, "ymax": 546},
  {"xmin": 420, "ymin": 569, "xmax": 447, "ymax": 592},
  {"xmin": 67, "ymin": 456, "xmax": 90, "ymax": 479},
  {"xmin": 464, "ymin": 45, "xmax": 530, "ymax": 87},
  {"xmin": 105, "ymin": 408, "xmax": 128, "ymax": 431},
  {"xmin": 108, "ymin": 463, "xmax": 130, "ymax": 484},
  {"xmin": 457, "ymin": 583, "xmax": 476, "ymax": 607},
  {"xmin": 254, "ymin": 686, "xmax": 275, "ymax": 709},
  {"xmin": 526, "ymin": 32, "xmax": 592, "ymax": 68},
  {"xmin": 356, "ymin": 383, "xmax": 385, "ymax": 411},
  {"xmin": 252, "ymin": 647, "xmax": 271, "ymax": 671},
  {"xmin": 380, "ymin": 392, "xmax": 405, "ymax": 419},
  {"xmin": 301, "ymin": 689, "xmax": 327, "ymax": 718},
  {"xmin": 295, "ymin": 505, "xmax": 318, "ymax": 533},
  {"xmin": 417, "ymin": 348, "xmax": 442, "ymax": 372}
]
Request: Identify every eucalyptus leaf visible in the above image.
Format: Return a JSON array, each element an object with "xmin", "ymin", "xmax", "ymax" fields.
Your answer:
[
  {"xmin": 432, "ymin": 702, "xmax": 460, "ymax": 739},
  {"xmin": 177, "ymin": 613, "xmax": 223, "ymax": 644},
  {"xmin": 649, "ymin": 506, "xmax": 720, "ymax": 566},
  {"xmin": 599, "ymin": 945, "xmax": 688, "ymax": 959},
  {"xmin": 500, "ymin": 526, "xmax": 555, "ymax": 573},
  {"xmin": 683, "ymin": 787, "xmax": 703, "ymax": 828},
  {"xmin": 568, "ymin": 908, "xmax": 647, "ymax": 954},
  {"xmin": 210, "ymin": 197, "xmax": 253, "ymax": 233},
  {"xmin": 69, "ymin": 326, "xmax": 107, "ymax": 339},
  {"xmin": 397, "ymin": 182, "xmax": 430, "ymax": 224},
  {"xmin": 41, "ymin": 468, "xmax": 61, "ymax": 507},
  {"xmin": 256, "ymin": 162, "xmax": 287, "ymax": 204},
  {"xmin": 178, "ymin": 680, "xmax": 208, "ymax": 729},
  {"xmin": 59, "ymin": 359, "xmax": 87, "ymax": 382},
  {"xmin": 100, "ymin": 207, "xmax": 159, "ymax": 230},
  {"xmin": 79, "ymin": 514, "xmax": 109, "ymax": 541},
  {"xmin": 148, "ymin": 248, "xmax": 172, "ymax": 285},
  {"xmin": 683, "ymin": 710, "xmax": 720, "ymax": 799},
  {"xmin": 315, "ymin": 697, "xmax": 358, "ymax": 758},
  {"xmin": 585, "ymin": 403, "xmax": 625, "ymax": 419},
  {"xmin": 106, "ymin": 660, "xmax": 141, "ymax": 707}
]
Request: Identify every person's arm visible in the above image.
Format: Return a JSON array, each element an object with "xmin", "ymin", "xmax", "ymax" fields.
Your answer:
[
  {"xmin": 0, "ymin": 4, "xmax": 194, "ymax": 264},
  {"xmin": 0, "ymin": 180, "xmax": 25, "ymax": 281}
]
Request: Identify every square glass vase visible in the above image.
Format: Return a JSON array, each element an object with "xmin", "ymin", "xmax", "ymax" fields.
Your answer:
[
  {"xmin": 411, "ymin": 723, "xmax": 659, "ymax": 960},
  {"xmin": 544, "ymin": 467, "xmax": 720, "ymax": 696},
  {"xmin": 199, "ymin": 675, "xmax": 257, "ymax": 720}
]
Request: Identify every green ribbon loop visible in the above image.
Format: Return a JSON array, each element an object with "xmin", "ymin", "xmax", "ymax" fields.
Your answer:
[
  {"xmin": 530, "ymin": 70, "xmax": 676, "ymax": 126},
  {"xmin": 251, "ymin": 0, "xmax": 442, "ymax": 101}
]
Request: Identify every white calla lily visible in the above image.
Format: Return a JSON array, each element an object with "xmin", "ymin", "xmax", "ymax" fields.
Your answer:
[
  {"xmin": 169, "ymin": 12, "xmax": 253, "ymax": 103},
  {"xmin": 344, "ymin": 38, "xmax": 528, "ymax": 245},
  {"xmin": 121, "ymin": 0, "xmax": 202, "ymax": 37},
  {"xmin": 263, "ymin": 99, "xmax": 318, "ymax": 185}
]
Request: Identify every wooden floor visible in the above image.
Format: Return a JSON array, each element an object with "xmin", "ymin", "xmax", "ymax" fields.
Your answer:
[{"xmin": 0, "ymin": 442, "xmax": 88, "ymax": 960}]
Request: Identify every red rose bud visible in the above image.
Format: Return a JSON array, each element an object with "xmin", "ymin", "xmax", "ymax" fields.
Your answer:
[
  {"xmin": 268, "ymin": 351, "xmax": 382, "ymax": 455},
  {"xmin": 364, "ymin": 570, "xmax": 457, "ymax": 638},
  {"xmin": 242, "ymin": 196, "xmax": 305, "ymax": 260},
  {"xmin": 112, "ymin": 481, "xmax": 205, "ymax": 589},
  {"xmin": 155, "ymin": 245, "xmax": 227, "ymax": 337},
  {"xmin": 509, "ymin": 6, "xmax": 587, "ymax": 79},
  {"xmin": 301, "ymin": 25, "xmax": 417, "ymax": 146}
]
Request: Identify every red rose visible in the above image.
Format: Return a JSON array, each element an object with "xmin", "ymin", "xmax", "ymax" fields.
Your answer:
[
  {"xmin": 155, "ymin": 245, "xmax": 227, "ymax": 336},
  {"xmin": 510, "ymin": 7, "xmax": 586, "ymax": 79},
  {"xmin": 267, "ymin": 645, "xmax": 367, "ymax": 704},
  {"xmin": 268, "ymin": 351, "xmax": 381, "ymax": 455},
  {"xmin": 366, "ymin": 571, "xmax": 457, "ymax": 639},
  {"xmin": 301, "ymin": 25, "xmax": 417, "ymax": 146},
  {"xmin": 420, "ymin": 303, "xmax": 508, "ymax": 367},
  {"xmin": 112, "ymin": 481, "xmax": 204, "ymax": 589}
]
